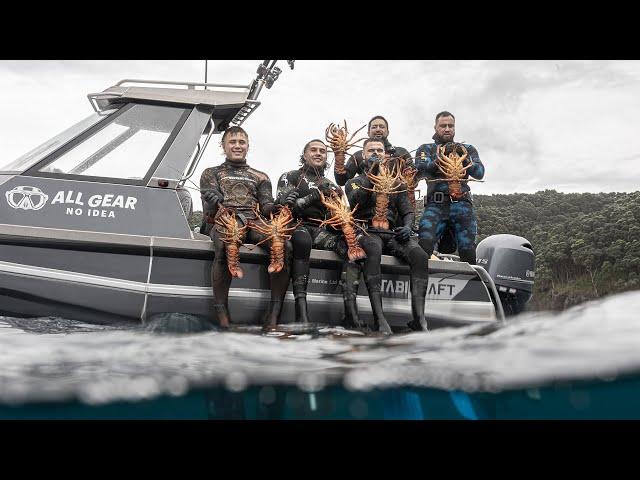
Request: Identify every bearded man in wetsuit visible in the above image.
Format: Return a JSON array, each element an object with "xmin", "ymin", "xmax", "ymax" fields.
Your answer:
[
  {"xmin": 344, "ymin": 138, "xmax": 431, "ymax": 333},
  {"xmin": 200, "ymin": 126, "xmax": 290, "ymax": 329},
  {"xmin": 334, "ymin": 115, "xmax": 413, "ymax": 187},
  {"xmin": 415, "ymin": 111, "xmax": 485, "ymax": 265}
]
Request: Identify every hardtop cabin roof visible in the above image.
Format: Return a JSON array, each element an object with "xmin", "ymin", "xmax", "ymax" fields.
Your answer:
[{"xmin": 87, "ymin": 79, "xmax": 260, "ymax": 130}]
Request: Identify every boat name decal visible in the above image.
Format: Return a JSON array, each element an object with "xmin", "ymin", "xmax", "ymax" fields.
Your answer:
[{"xmin": 5, "ymin": 187, "xmax": 138, "ymax": 219}]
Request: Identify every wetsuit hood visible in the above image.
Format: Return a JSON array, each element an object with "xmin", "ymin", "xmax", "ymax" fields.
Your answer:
[
  {"xmin": 432, "ymin": 133, "xmax": 454, "ymax": 145},
  {"xmin": 301, "ymin": 162, "xmax": 326, "ymax": 178},
  {"xmin": 223, "ymin": 158, "xmax": 247, "ymax": 167}
]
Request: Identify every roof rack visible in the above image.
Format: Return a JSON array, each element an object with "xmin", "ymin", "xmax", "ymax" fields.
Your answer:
[
  {"xmin": 87, "ymin": 60, "xmax": 293, "ymax": 127},
  {"xmin": 87, "ymin": 79, "xmax": 260, "ymax": 126},
  {"xmin": 115, "ymin": 79, "xmax": 249, "ymax": 89}
]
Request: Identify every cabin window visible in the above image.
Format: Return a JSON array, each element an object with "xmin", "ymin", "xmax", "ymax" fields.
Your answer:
[
  {"xmin": 37, "ymin": 104, "xmax": 187, "ymax": 180},
  {"xmin": 0, "ymin": 110, "xmax": 117, "ymax": 174}
]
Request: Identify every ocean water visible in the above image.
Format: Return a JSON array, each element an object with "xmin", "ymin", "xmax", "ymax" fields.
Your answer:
[{"xmin": 1, "ymin": 290, "xmax": 640, "ymax": 419}]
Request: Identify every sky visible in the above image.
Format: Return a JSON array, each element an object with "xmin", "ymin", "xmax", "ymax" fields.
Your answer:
[{"xmin": 1, "ymin": 60, "xmax": 638, "ymax": 209}]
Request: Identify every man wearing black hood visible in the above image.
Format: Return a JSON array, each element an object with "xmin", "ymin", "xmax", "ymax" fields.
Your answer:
[
  {"xmin": 274, "ymin": 139, "xmax": 344, "ymax": 323},
  {"xmin": 344, "ymin": 138, "xmax": 431, "ymax": 333},
  {"xmin": 334, "ymin": 115, "xmax": 412, "ymax": 186},
  {"xmin": 415, "ymin": 111, "xmax": 485, "ymax": 265},
  {"xmin": 200, "ymin": 126, "xmax": 291, "ymax": 329}
]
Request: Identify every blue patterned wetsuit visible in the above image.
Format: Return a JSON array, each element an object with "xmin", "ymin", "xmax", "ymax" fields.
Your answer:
[{"xmin": 415, "ymin": 137, "xmax": 485, "ymax": 264}]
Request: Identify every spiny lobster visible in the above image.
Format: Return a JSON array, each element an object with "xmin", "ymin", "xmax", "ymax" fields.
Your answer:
[
  {"xmin": 325, "ymin": 120, "xmax": 367, "ymax": 175},
  {"xmin": 313, "ymin": 190, "xmax": 367, "ymax": 262},
  {"xmin": 396, "ymin": 157, "xmax": 419, "ymax": 210},
  {"xmin": 362, "ymin": 159, "xmax": 407, "ymax": 230},
  {"xmin": 214, "ymin": 205, "xmax": 248, "ymax": 279},
  {"xmin": 247, "ymin": 205, "xmax": 299, "ymax": 274},
  {"xmin": 428, "ymin": 143, "xmax": 481, "ymax": 200}
]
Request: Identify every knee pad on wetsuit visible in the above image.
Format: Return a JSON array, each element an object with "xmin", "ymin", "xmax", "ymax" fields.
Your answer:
[
  {"xmin": 408, "ymin": 244, "xmax": 430, "ymax": 274},
  {"xmin": 292, "ymin": 228, "xmax": 312, "ymax": 260}
]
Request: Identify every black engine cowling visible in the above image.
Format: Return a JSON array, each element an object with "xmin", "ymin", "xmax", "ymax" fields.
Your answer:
[{"xmin": 476, "ymin": 234, "xmax": 535, "ymax": 316}]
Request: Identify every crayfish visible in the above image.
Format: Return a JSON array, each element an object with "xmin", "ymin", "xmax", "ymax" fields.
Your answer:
[
  {"xmin": 428, "ymin": 143, "xmax": 481, "ymax": 200},
  {"xmin": 325, "ymin": 120, "xmax": 367, "ymax": 175},
  {"xmin": 313, "ymin": 190, "xmax": 367, "ymax": 262},
  {"xmin": 396, "ymin": 158, "xmax": 419, "ymax": 210},
  {"xmin": 214, "ymin": 205, "xmax": 248, "ymax": 279},
  {"xmin": 247, "ymin": 205, "xmax": 299, "ymax": 274},
  {"xmin": 362, "ymin": 159, "xmax": 407, "ymax": 230}
]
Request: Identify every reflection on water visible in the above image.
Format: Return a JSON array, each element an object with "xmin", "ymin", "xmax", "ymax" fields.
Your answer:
[{"xmin": 1, "ymin": 290, "xmax": 640, "ymax": 419}]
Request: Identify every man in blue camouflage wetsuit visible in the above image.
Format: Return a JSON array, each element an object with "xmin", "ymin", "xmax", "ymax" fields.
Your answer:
[{"xmin": 415, "ymin": 111, "xmax": 485, "ymax": 264}]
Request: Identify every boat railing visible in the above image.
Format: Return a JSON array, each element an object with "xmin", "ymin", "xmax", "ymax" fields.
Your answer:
[
  {"xmin": 115, "ymin": 79, "xmax": 250, "ymax": 90},
  {"xmin": 471, "ymin": 265, "xmax": 506, "ymax": 322},
  {"xmin": 181, "ymin": 117, "xmax": 215, "ymax": 185}
]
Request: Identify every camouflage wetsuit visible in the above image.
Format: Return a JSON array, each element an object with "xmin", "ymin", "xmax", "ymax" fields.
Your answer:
[
  {"xmin": 415, "ymin": 136, "xmax": 485, "ymax": 264},
  {"xmin": 344, "ymin": 160, "xmax": 430, "ymax": 332},
  {"xmin": 200, "ymin": 159, "xmax": 290, "ymax": 327}
]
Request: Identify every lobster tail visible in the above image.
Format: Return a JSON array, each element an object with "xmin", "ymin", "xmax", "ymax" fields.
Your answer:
[
  {"xmin": 268, "ymin": 238, "xmax": 286, "ymax": 274},
  {"xmin": 372, "ymin": 194, "xmax": 390, "ymax": 230},
  {"xmin": 334, "ymin": 152, "xmax": 346, "ymax": 175},
  {"xmin": 342, "ymin": 224, "xmax": 366, "ymax": 261},
  {"xmin": 224, "ymin": 244, "xmax": 244, "ymax": 278}
]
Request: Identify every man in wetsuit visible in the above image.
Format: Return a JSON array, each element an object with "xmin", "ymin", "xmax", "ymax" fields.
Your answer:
[
  {"xmin": 274, "ymin": 139, "xmax": 344, "ymax": 323},
  {"xmin": 415, "ymin": 111, "xmax": 485, "ymax": 265},
  {"xmin": 200, "ymin": 126, "xmax": 290, "ymax": 329},
  {"xmin": 334, "ymin": 115, "xmax": 412, "ymax": 187},
  {"xmin": 344, "ymin": 138, "xmax": 431, "ymax": 333}
]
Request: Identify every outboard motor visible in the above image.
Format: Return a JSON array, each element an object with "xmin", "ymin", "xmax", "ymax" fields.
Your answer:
[{"xmin": 476, "ymin": 234, "xmax": 535, "ymax": 316}]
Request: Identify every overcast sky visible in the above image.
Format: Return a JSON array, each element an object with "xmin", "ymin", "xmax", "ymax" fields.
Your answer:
[{"xmin": 1, "ymin": 60, "xmax": 638, "ymax": 208}]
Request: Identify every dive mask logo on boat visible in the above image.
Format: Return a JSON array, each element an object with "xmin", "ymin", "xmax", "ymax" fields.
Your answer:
[{"xmin": 5, "ymin": 186, "xmax": 49, "ymax": 211}]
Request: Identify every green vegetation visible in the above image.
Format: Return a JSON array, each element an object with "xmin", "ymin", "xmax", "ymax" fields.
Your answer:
[
  {"xmin": 189, "ymin": 211, "xmax": 203, "ymax": 231},
  {"xmin": 474, "ymin": 190, "xmax": 640, "ymax": 310}
]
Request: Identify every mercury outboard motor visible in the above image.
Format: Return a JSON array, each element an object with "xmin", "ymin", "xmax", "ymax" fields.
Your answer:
[{"xmin": 476, "ymin": 234, "xmax": 535, "ymax": 316}]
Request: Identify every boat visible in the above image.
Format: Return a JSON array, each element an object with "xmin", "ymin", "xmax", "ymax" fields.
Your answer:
[{"xmin": 0, "ymin": 62, "xmax": 534, "ymax": 330}]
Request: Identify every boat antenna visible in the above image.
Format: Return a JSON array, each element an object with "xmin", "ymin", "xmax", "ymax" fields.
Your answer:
[
  {"xmin": 204, "ymin": 60, "xmax": 208, "ymax": 90},
  {"xmin": 247, "ymin": 60, "xmax": 295, "ymax": 101}
]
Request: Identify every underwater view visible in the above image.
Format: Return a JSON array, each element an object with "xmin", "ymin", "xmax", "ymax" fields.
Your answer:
[{"xmin": 1, "ymin": 289, "xmax": 640, "ymax": 420}]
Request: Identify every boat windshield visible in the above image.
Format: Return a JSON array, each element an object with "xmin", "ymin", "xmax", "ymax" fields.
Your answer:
[
  {"xmin": 36, "ymin": 103, "xmax": 188, "ymax": 181},
  {"xmin": 0, "ymin": 110, "xmax": 117, "ymax": 174}
]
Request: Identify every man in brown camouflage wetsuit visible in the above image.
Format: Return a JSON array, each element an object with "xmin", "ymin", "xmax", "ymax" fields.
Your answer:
[{"xmin": 200, "ymin": 126, "xmax": 290, "ymax": 329}]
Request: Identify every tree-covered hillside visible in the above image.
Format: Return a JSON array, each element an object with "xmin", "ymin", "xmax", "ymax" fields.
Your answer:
[{"xmin": 474, "ymin": 190, "xmax": 640, "ymax": 310}]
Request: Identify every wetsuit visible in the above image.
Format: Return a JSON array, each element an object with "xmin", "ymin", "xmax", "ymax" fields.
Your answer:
[
  {"xmin": 275, "ymin": 164, "xmax": 347, "ymax": 323},
  {"xmin": 415, "ymin": 136, "xmax": 485, "ymax": 264},
  {"xmin": 334, "ymin": 137, "xmax": 412, "ymax": 186},
  {"xmin": 276, "ymin": 165, "xmax": 379, "ymax": 325},
  {"xmin": 344, "ymin": 161, "xmax": 431, "ymax": 333},
  {"xmin": 200, "ymin": 159, "xmax": 290, "ymax": 328}
]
